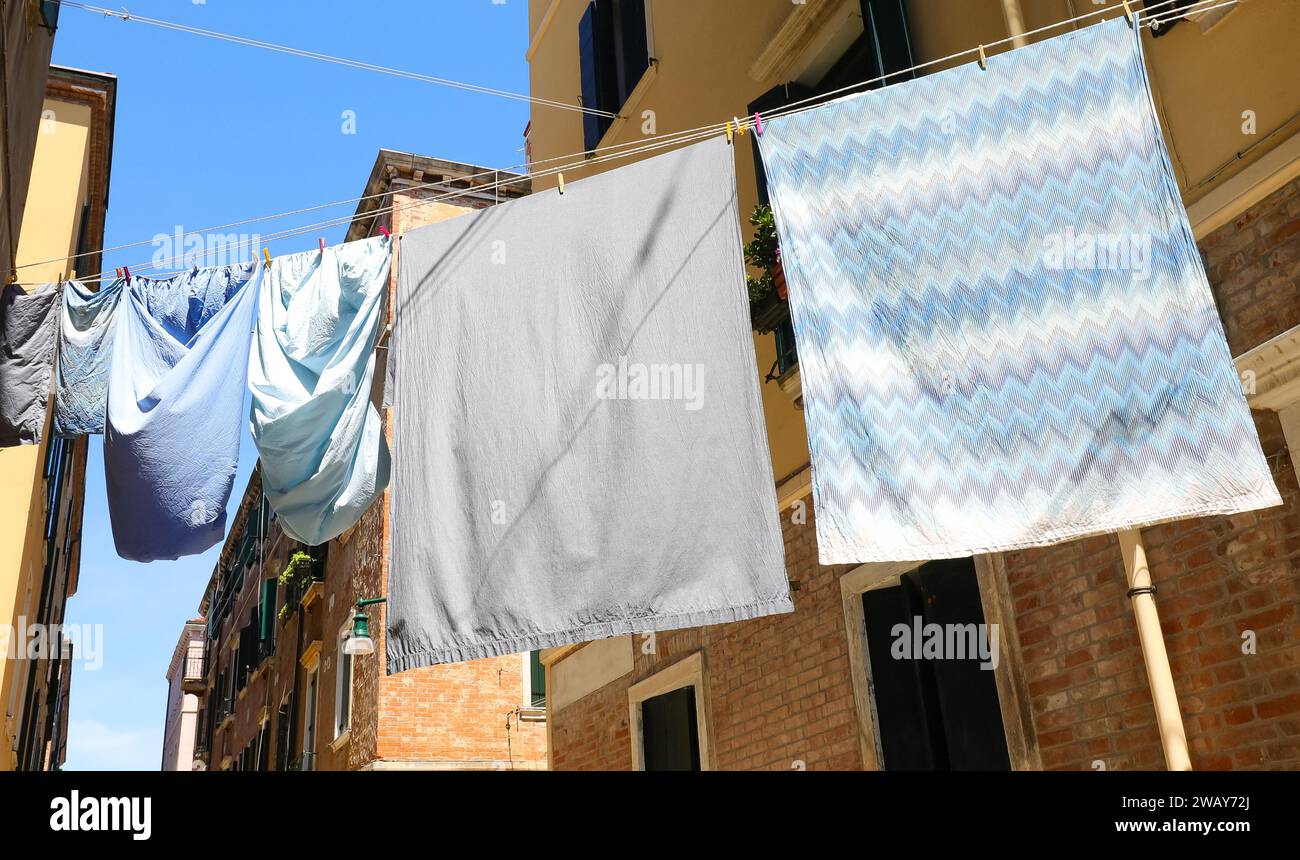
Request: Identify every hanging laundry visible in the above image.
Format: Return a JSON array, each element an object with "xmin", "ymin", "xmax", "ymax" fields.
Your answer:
[
  {"xmin": 757, "ymin": 18, "xmax": 1281, "ymax": 564},
  {"xmin": 54, "ymin": 278, "xmax": 124, "ymax": 437},
  {"xmin": 387, "ymin": 137, "xmax": 792, "ymax": 670},
  {"xmin": 105, "ymin": 264, "xmax": 260, "ymax": 562},
  {"xmin": 248, "ymin": 235, "xmax": 392, "ymax": 547},
  {"xmin": 0, "ymin": 281, "xmax": 60, "ymax": 447}
]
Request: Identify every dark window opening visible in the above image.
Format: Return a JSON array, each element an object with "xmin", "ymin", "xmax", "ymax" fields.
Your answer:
[
  {"xmin": 861, "ymin": 557, "xmax": 1011, "ymax": 771},
  {"xmin": 640, "ymin": 685, "xmax": 701, "ymax": 771},
  {"xmin": 578, "ymin": 0, "xmax": 651, "ymax": 151}
]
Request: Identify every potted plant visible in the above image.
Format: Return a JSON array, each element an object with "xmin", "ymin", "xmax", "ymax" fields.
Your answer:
[{"xmin": 745, "ymin": 204, "xmax": 790, "ymax": 333}]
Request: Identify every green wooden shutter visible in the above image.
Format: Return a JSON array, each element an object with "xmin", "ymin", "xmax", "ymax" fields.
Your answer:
[
  {"xmin": 529, "ymin": 651, "xmax": 546, "ymax": 708},
  {"xmin": 260, "ymin": 578, "xmax": 278, "ymax": 650}
]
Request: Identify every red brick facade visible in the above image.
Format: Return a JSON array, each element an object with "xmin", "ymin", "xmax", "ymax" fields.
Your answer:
[{"xmin": 548, "ymin": 176, "xmax": 1300, "ymax": 772}]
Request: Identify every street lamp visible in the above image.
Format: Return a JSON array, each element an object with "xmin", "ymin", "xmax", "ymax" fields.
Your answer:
[{"xmin": 343, "ymin": 597, "xmax": 386, "ymax": 657}]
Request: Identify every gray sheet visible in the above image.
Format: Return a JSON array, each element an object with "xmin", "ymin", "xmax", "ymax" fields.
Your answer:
[
  {"xmin": 388, "ymin": 136, "xmax": 792, "ymax": 670},
  {"xmin": 0, "ymin": 282, "xmax": 60, "ymax": 447}
]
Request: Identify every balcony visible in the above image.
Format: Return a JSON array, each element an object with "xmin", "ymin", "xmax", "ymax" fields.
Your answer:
[{"xmin": 182, "ymin": 644, "xmax": 208, "ymax": 694}]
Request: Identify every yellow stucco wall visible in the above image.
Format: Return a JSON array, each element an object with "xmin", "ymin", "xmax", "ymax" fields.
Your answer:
[
  {"xmin": 0, "ymin": 95, "xmax": 95, "ymax": 771},
  {"xmin": 525, "ymin": 0, "xmax": 1300, "ymax": 484}
]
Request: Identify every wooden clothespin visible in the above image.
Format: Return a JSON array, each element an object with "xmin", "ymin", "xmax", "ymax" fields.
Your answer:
[
  {"xmin": 557, "ymin": 173, "xmax": 565, "ymax": 195},
  {"xmin": 379, "ymin": 226, "xmax": 391, "ymax": 239},
  {"xmin": 977, "ymin": 44, "xmax": 988, "ymax": 70},
  {"xmin": 1121, "ymin": 0, "xmax": 1136, "ymax": 26},
  {"xmin": 69, "ymin": 269, "xmax": 76, "ymax": 282},
  {"xmin": 753, "ymin": 112, "xmax": 764, "ymax": 137},
  {"xmin": 725, "ymin": 120, "xmax": 733, "ymax": 145},
  {"xmin": 263, "ymin": 248, "xmax": 272, "ymax": 267}
]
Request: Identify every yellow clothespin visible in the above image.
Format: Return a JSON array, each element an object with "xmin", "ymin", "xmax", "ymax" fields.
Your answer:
[
  {"xmin": 557, "ymin": 173, "xmax": 565, "ymax": 195},
  {"xmin": 263, "ymin": 248, "xmax": 272, "ymax": 267},
  {"xmin": 977, "ymin": 44, "xmax": 987, "ymax": 70},
  {"xmin": 725, "ymin": 120, "xmax": 733, "ymax": 145},
  {"xmin": 69, "ymin": 269, "xmax": 77, "ymax": 282}
]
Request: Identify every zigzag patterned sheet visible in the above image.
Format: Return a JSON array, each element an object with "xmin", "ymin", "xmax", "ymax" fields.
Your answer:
[{"xmin": 758, "ymin": 17, "xmax": 1280, "ymax": 563}]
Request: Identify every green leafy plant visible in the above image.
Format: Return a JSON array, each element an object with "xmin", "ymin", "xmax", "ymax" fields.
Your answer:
[
  {"xmin": 744, "ymin": 204, "xmax": 780, "ymax": 308},
  {"xmin": 278, "ymin": 550, "xmax": 316, "ymax": 589}
]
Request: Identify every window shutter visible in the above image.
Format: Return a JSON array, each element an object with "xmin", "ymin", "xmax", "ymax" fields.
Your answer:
[
  {"xmin": 582, "ymin": 2, "xmax": 616, "ymax": 151},
  {"xmin": 259, "ymin": 578, "xmax": 277, "ymax": 649},
  {"xmin": 617, "ymin": 0, "xmax": 650, "ymax": 101},
  {"xmin": 529, "ymin": 651, "xmax": 547, "ymax": 708},
  {"xmin": 641, "ymin": 686, "xmax": 701, "ymax": 771},
  {"xmin": 860, "ymin": 0, "xmax": 916, "ymax": 83}
]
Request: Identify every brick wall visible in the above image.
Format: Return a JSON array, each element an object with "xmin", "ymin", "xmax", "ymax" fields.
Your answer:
[
  {"xmin": 549, "ymin": 177, "xmax": 1300, "ymax": 772},
  {"xmin": 550, "ymin": 499, "xmax": 864, "ymax": 771},
  {"xmin": 1200, "ymin": 178, "xmax": 1300, "ymax": 358}
]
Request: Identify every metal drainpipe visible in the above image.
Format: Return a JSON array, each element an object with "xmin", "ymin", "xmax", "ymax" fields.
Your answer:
[{"xmin": 1001, "ymin": 0, "xmax": 1029, "ymax": 49}]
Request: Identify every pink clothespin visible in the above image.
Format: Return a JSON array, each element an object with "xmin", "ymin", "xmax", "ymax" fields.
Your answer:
[
  {"xmin": 379, "ymin": 226, "xmax": 391, "ymax": 239},
  {"xmin": 319, "ymin": 238, "xmax": 326, "ymax": 254},
  {"xmin": 754, "ymin": 112, "xmax": 764, "ymax": 136}
]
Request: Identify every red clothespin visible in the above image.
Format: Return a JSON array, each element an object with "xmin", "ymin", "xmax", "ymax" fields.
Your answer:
[
  {"xmin": 123, "ymin": 266, "xmax": 131, "ymax": 285},
  {"xmin": 753, "ymin": 112, "xmax": 764, "ymax": 137},
  {"xmin": 115, "ymin": 267, "xmax": 123, "ymax": 279},
  {"xmin": 379, "ymin": 226, "xmax": 391, "ymax": 239},
  {"xmin": 319, "ymin": 238, "xmax": 326, "ymax": 254}
]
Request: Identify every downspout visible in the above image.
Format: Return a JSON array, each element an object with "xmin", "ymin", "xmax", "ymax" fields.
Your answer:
[{"xmin": 1001, "ymin": 0, "xmax": 1029, "ymax": 49}]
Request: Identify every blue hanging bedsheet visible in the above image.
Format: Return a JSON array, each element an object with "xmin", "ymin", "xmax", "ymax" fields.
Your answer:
[
  {"xmin": 105, "ymin": 264, "xmax": 260, "ymax": 562},
  {"xmin": 54, "ymin": 278, "xmax": 123, "ymax": 437},
  {"xmin": 248, "ymin": 235, "xmax": 392, "ymax": 546}
]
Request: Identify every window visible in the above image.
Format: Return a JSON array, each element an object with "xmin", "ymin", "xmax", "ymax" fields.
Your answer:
[
  {"xmin": 302, "ymin": 669, "xmax": 319, "ymax": 771},
  {"xmin": 274, "ymin": 693, "xmax": 294, "ymax": 772},
  {"xmin": 334, "ymin": 622, "xmax": 354, "ymax": 739},
  {"xmin": 259, "ymin": 577, "xmax": 278, "ymax": 660},
  {"xmin": 854, "ymin": 558, "xmax": 1010, "ymax": 771},
  {"xmin": 641, "ymin": 687, "xmax": 700, "ymax": 771},
  {"xmin": 236, "ymin": 621, "xmax": 258, "ymax": 691},
  {"xmin": 578, "ymin": 0, "xmax": 651, "ymax": 150},
  {"xmin": 255, "ymin": 722, "xmax": 271, "ymax": 772},
  {"xmin": 523, "ymin": 651, "xmax": 547, "ymax": 709},
  {"xmin": 627, "ymin": 652, "xmax": 710, "ymax": 770}
]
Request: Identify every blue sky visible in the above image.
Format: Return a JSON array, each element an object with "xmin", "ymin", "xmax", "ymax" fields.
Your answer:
[{"xmin": 52, "ymin": 0, "xmax": 534, "ymax": 770}]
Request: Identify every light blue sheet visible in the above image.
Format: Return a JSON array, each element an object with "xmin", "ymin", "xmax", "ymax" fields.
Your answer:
[
  {"xmin": 105, "ymin": 264, "xmax": 260, "ymax": 562},
  {"xmin": 54, "ymin": 278, "xmax": 123, "ymax": 437},
  {"xmin": 248, "ymin": 235, "xmax": 392, "ymax": 546}
]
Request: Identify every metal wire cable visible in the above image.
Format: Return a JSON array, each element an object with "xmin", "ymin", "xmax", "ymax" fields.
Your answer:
[{"xmin": 17, "ymin": 0, "xmax": 1231, "ymax": 284}]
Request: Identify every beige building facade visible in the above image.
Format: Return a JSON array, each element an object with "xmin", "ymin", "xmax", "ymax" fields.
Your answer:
[{"xmin": 1, "ymin": 64, "xmax": 115, "ymax": 772}]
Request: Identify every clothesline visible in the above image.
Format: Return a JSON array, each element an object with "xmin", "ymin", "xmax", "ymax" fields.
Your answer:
[
  {"xmin": 1, "ymin": 14, "xmax": 1279, "ymax": 683},
  {"xmin": 56, "ymin": 1, "xmax": 613, "ymax": 118},
  {"xmin": 10, "ymin": 0, "xmax": 1227, "ymax": 285}
]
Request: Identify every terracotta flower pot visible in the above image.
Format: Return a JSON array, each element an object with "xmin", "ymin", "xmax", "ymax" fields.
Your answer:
[{"xmin": 773, "ymin": 257, "xmax": 788, "ymax": 301}]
